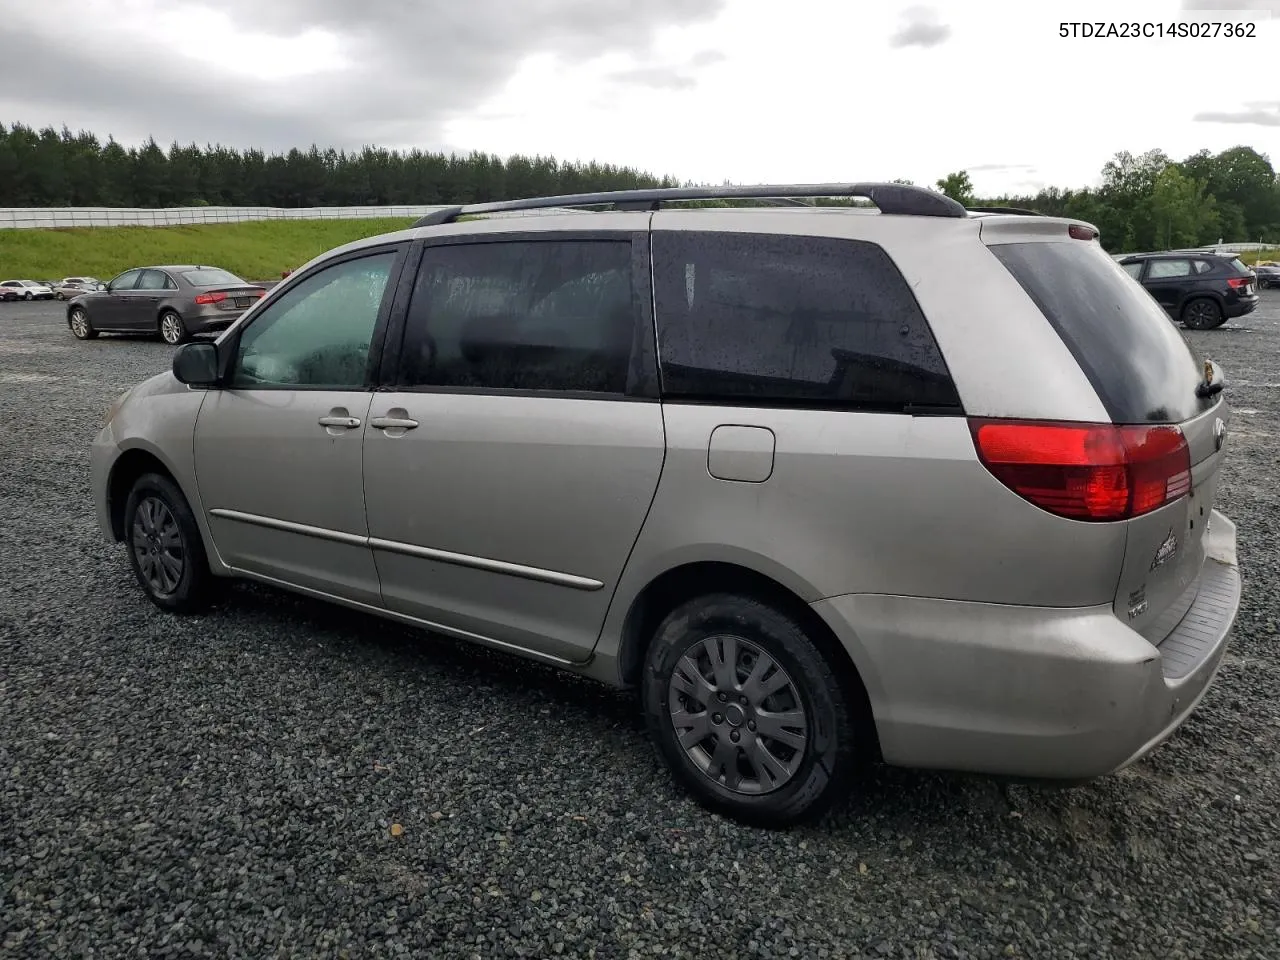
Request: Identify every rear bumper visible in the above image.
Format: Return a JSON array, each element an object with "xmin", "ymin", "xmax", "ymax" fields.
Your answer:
[
  {"xmin": 1226, "ymin": 296, "xmax": 1259, "ymax": 318},
  {"xmin": 184, "ymin": 308, "xmax": 243, "ymax": 335},
  {"xmin": 811, "ymin": 509, "xmax": 1240, "ymax": 780}
]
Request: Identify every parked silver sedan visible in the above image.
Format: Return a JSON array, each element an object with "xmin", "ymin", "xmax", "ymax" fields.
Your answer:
[
  {"xmin": 54, "ymin": 277, "xmax": 103, "ymax": 300},
  {"xmin": 66, "ymin": 265, "xmax": 266, "ymax": 344}
]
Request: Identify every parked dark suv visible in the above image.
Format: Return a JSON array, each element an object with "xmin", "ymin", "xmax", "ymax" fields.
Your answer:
[{"xmin": 1117, "ymin": 251, "xmax": 1259, "ymax": 329}]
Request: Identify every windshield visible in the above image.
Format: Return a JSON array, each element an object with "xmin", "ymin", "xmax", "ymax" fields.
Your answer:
[{"xmin": 181, "ymin": 268, "xmax": 244, "ymax": 287}]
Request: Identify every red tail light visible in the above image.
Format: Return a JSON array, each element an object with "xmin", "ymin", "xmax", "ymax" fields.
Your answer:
[
  {"xmin": 1068, "ymin": 224, "xmax": 1098, "ymax": 241},
  {"xmin": 969, "ymin": 419, "xmax": 1191, "ymax": 522},
  {"xmin": 1226, "ymin": 276, "xmax": 1251, "ymax": 289},
  {"xmin": 194, "ymin": 291, "xmax": 227, "ymax": 305}
]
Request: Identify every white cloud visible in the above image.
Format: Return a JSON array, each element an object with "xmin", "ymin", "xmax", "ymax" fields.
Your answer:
[{"xmin": 2, "ymin": 0, "xmax": 1279, "ymax": 195}]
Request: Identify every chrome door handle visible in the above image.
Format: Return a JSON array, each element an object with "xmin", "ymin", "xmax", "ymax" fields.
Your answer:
[
  {"xmin": 370, "ymin": 416, "xmax": 419, "ymax": 430},
  {"xmin": 318, "ymin": 415, "xmax": 361, "ymax": 428}
]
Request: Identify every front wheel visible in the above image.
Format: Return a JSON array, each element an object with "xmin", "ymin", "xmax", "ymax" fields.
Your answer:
[
  {"xmin": 24, "ymin": 291, "xmax": 33, "ymax": 301},
  {"xmin": 68, "ymin": 307, "xmax": 97, "ymax": 340},
  {"xmin": 123, "ymin": 472, "xmax": 221, "ymax": 614},
  {"xmin": 642, "ymin": 593, "xmax": 861, "ymax": 828},
  {"xmin": 1182, "ymin": 298, "xmax": 1224, "ymax": 330}
]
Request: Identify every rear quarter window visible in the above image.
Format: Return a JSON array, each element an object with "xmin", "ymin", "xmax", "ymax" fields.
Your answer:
[
  {"xmin": 989, "ymin": 241, "xmax": 1212, "ymax": 424},
  {"xmin": 651, "ymin": 231, "xmax": 961, "ymax": 411}
]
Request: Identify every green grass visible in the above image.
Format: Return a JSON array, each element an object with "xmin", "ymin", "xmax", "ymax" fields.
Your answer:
[
  {"xmin": 4, "ymin": 218, "xmax": 1278, "ymax": 282},
  {"xmin": 1241, "ymin": 249, "xmax": 1280, "ymax": 265},
  {"xmin": 0, "ymin": 218, "xmax": 417, "ymax": 281}
]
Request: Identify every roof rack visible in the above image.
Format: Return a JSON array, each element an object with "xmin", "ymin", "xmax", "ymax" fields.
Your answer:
[
  {"xmin": 411, "ymin": 182, "xmax": 967, "ymax": 227},
  {"xmin": 965, "ymin": 206, "xmax": 1045, "ymax": 216}
]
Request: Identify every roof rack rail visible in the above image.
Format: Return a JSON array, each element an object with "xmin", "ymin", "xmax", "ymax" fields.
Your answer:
[
  {"xmin": 411, "ymin": 182, "xmax": 967, "ymax": 227},
  {"xmin": 966, "ymin": 206, "xmax": 1045, "ymax": 216}
]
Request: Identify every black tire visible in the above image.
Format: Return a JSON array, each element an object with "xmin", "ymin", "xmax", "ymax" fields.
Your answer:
[
  {"xmin": 159, "ymin": 310, "xmax": 187, "ymax": 345},
  {"xmin": 68, "ymin": 307, "xmax": 97, "ymax": 340},
  {"xmin": 1182, "ymin": 297, "xmax": 1224, "ymax": 330},
  {"xmin": 123, "ymin": 472, "xmax": 221, "ymax": 614},
  {"xmin": 642, "ymin": 593, "xmax": 860, "ymax": 828},
  {"xmin": 24, "ymin": 291, "xmax": 33, "ymax": 301}
]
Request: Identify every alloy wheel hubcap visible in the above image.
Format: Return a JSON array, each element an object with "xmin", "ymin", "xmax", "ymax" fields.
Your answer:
[
  {"xmin": 162, "ymin": 317, "xmax": 181, "ymax": 343},
  {"xmin": 71, "ymin": 312, "xmax": 87, "ymax": 336},
  {"xmin": 131, "ymin": 496, "xmax": 185, "ymax": 595},
  {"xmin": 667, "ymin": 635, "xmax": 809, "ymax": 795}
]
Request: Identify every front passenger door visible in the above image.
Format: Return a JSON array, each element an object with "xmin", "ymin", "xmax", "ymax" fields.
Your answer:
[
  {"xmin": 97, "ymin": 269, "xmax": 143, "ymax": 328},
  {"xmin": 193, "ymin": 244, "xmax": 408, "ymax": 606}
]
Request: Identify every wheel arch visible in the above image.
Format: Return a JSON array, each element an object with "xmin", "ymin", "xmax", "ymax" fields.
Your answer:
[
  {"xmin": 106, "ymin": 446, "xmax": 184, "ymax": 541},
  {"xmin": 1180, "ymin": 290, "xmax": 1225, "ymax": 311},
  {"xmin": 613, "ymin": 559, "xmax": 881, "ymax": 760}
]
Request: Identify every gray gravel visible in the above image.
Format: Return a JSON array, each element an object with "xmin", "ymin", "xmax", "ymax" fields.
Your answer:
[{"xmin": 2, "ymin": 298, "xmax": 1278, "ymax": 960}]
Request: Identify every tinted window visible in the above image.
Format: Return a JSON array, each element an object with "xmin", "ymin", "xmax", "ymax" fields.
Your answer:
[
  {"xmin": 990, "ymin": 241, "xmax": 1210, "ymax": 424},
  {"xmin": 231, "ymin": 251, "xmax": 396, "ymax": 389},
  {"xmin": 183, "ymin": 268, "xmax": 243, "ymax": 287},
  {"xmin": 110, "ymin": 270, "xmax": 142, "ymax": 291},
  {"xmin": 1147, "ymin": 259, "xmax": 1192, "ymax": 279},
  {"xmin": 1193, "ymin": 260, "xmax": 1213, "ymax": 274},
  {"xmin": 137, "ymin": 269, "xmax": 170, "ymax": 289},
  {"xmin": 1122, "ymin": 261, "xmax": 1144, "ymax": 279},
  {"xmin": 651, "ymin": 231, "xmax": 960, "ymax": 410},
  {"xmin": 400, "ymin": 240, "xmax": 635, "ymax": 395},
  {"xmin": 1228, "ymin": 257, "xmax": 1249, "ymax": 273}
]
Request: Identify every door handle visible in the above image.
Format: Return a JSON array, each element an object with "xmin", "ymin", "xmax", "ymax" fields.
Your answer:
[
  {"xmin": 318, "ymin": 415, "xmax": 361, "ymax": 429},
  {"xmin": 370, "ymin": 416, "xmax": 420, "ymax": 430}
]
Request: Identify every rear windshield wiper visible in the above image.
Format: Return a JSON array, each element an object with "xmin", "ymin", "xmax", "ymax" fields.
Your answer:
[{"xmin": 1196, "ymin": 359, "xmax": 1226, "ymax": 398}]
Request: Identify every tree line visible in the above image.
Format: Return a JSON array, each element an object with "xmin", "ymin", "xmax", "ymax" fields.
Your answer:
[
  {"xmin": 0, "ymin": 123, "xmax": 680, "ymax": 210},
  {"xmin": 932, "ymin": 146, "xmax": 1280, "ymax": 252},
  {"xmin": 2, "ymin": 123, "xmax": 1278, "ymax": 253}
]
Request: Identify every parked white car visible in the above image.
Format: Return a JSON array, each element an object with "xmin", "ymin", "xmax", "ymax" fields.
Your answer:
[{"xmin": 0, "ymin": 280, "xmax": 56, "ymax": 301}]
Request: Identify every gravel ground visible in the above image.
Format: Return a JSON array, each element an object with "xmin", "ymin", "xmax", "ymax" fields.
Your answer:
[{"xmin": 2, "ymin": 297, "xmax": 1278, "ymax": 960}]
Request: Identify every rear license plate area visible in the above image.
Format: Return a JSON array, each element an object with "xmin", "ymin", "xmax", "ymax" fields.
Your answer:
[{"xmin": 234, "ymin": 297, "xmax": 250, "ymax": 308}]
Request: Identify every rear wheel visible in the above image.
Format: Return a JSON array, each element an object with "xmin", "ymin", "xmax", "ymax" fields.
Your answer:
[
  {"xmin": 159, "ymin": 310, "xmax": 187, "ymax": 345},
  {"xmin": 123, "ymin": 472, "xmax": 220, "ymax": 614},
  {"xmin": 68, "ymin": 307, "xmax": 97, "ymax": 340},
  {"xmin": 642, "ymin": 593, "xmax": 860, "ymax": 828},
  {"xmin": 24, "ymin": 291, "xmax": 33, "ymax": 301},
  {"xmin": 1182, "ymin": 298, "xmax": 1224, "ymax": 330}
]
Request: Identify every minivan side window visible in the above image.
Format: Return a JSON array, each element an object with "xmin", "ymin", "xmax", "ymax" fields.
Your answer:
[
  {"xmin": 399, "ymin": 240, "xmax": 636, "ymax": 395},
  {"xmin": 229, "ymin": 250, "xmax": 397, "ymax": 389},
  {"xmin": 651, "ymin": 231, "xmax": 961, "ymax": 410}
]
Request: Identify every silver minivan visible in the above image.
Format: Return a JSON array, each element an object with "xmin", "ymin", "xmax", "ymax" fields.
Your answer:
[{"xmin": 91, "ymin": 184, "xmax": 1241, "ymax": 826}]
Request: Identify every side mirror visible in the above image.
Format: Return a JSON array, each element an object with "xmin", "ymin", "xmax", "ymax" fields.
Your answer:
[{"xmin": 172, "ymin": 342, "xmax": 220, "ymax": 386}]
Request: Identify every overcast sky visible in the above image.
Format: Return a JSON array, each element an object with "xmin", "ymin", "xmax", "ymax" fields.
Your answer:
[{"xmin": 2, "ymin": 0, "xmax": 1279, "ymax": 195}]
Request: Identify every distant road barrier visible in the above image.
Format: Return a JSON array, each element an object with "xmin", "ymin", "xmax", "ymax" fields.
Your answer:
[
  {"xmin": 0, "ymin": 204, "xmax": 590, "ymax": 229},
  {"xmin": 0, "ymin": 205, "xmax": 454, "ymax": 229}
]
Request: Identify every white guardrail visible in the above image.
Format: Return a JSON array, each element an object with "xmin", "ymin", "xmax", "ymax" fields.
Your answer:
[
  {"xmin": 0, "ymin": 205, "xmax": 456, "ymax": 229},
  {"xmin": 0, "ymin": 205, "xmax": 591, "ymax": 229}
]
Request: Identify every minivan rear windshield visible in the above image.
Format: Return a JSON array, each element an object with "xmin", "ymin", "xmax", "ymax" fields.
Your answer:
[{"xmin": 989, "ymin": 240, "xmax": 1212, "ymax": 424}]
